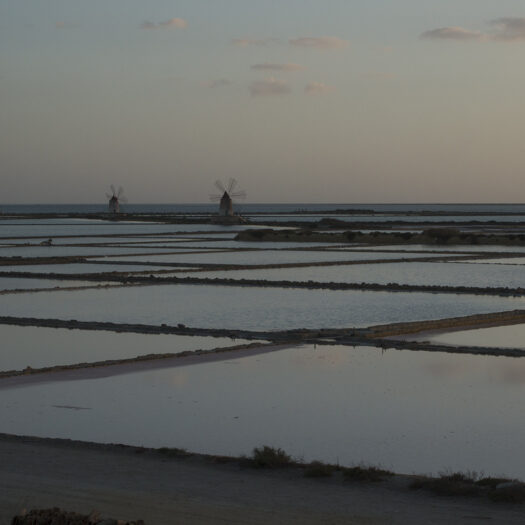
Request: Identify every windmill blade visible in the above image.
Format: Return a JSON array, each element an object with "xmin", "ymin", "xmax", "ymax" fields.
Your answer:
[
  {"xmin": 227, "ymin": 177, "xmax": 238, "ymax": 194},
  {"xmin": 209, "ymin": 194, "xmax": 222, "ymax": 202},
  {"xmin": 231, "ymin": 190, "xmax": 246, "ymax": 199},
  {"xmin": 117, "ymin": 186, "xmax": 124, "ymax": 198},
  {"xmin": 105, "ymin": 193, "xmax": 112, "ymax": 199},
  {"xmin": 214, "ymin": 180, "xmax": 225, "ymax": 193},
  {"xmin": 110, "ymin": 184, "xmax": 117, "ymax": 196},
  {"xmin": 119, "ymin": 195, "xmax": 128, "ymax": 204}
]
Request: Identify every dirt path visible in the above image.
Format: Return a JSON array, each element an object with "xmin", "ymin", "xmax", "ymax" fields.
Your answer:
[{"xmin": 1, "ymin": 435, "xmax": 524, "ymax": 524}]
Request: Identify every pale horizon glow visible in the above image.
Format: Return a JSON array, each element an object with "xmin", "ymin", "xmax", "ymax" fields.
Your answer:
[{"xmin": 1, "ymin": 1, "xmax": 525, "ymax": 204}]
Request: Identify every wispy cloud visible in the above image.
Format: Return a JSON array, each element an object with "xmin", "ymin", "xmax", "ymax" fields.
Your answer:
[
  {"xmin": 490, "ymin": 17, "xmax": 525, "ymax": 41},
  {"xmin": 249, "ymin": 78, "xmax": 290, "ymax": 97},
  {"xmin": 250, "ymin": 63, "xmax": 305, "ymax": 72},
  {"xmin": 141, "ymin": 18, "xmax": 187, "ymax": 30},
  {"xmin": 289, "ymin": 36, "xmax": 349, "ymax": 49},
  {"xmin": 304, "ymin": 82, "xmax": 335, "ymax": 95},
  {"xmin": 420, "ymin": 27, "xmax": 483, "ymax": 41},
  {"xmin": 421, "ymin": 17, "xmax": 525, "ymax": 42},
  {"xmin": 207, "ymin": 78, "xmax": 232, "ymax": 88},
  {"xmin": 232, "ymin": 37, "xmax": 279, "ymax": 47}
]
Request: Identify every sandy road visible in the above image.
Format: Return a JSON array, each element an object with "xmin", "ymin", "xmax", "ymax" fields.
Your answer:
[{"xmin": 1, "ymin": 434, "xmax": 524, "ymax": 524}]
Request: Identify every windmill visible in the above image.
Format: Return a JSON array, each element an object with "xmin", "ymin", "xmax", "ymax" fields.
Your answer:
[
  {"xmin": 105, "ymin": 185, "xmax": 127, "ymax": 213},
  {"xmin": 210, "ymin": 178, "xmax": 246, "ymax": 216}
]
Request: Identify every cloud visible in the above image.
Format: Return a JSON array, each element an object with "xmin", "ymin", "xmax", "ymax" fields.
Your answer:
[
  {"xmin": 420, "ymin": 26, "xmax": 483, "ymax": 41},
  {"xmin": 420, "ymin": 17, "xmax": 525, "ymax": 42},
  {"xmin": 289, "ymin": 36, "xmax": 349, "ymax": 49},
  {"xmin": 141, "ymin": 18, "xmax": 187, "ymax": 30},
  {"xmin": 250, "ymin": 63, "xmax": 305, "ymax": 72},
  {"xmin": 304, "ymin": 82, "xmax": 335, "ymax": 95},
  {"xmin": 249, "ymin": 78, "xmax": 290, "ymax": 97},
  {"xmin": 490, "ymin": 17, "xmax": 525, "ymax": 41},
  {"xmin": 207, "ymin": 78, "xmax": 232, "ymax": 88},
  {"xmin": 232, "ymin": 38, "xmax": 279, "ymax": 46}
]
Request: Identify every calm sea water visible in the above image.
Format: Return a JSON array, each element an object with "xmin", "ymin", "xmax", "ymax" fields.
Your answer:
[{"xmin": 2, "ymin": 203, "xmax": 525, "ymax": 214}]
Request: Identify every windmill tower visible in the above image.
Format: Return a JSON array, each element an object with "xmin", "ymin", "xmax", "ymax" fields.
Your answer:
[
  {"xmin": 210, "ymin": 178, "xmax": 246, "ymax": 216},
  {"xmin": 106, "ymin": 185, "xmax": 127, "ymax": 213}
]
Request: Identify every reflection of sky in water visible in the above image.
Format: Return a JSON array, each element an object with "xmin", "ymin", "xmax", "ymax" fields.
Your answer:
[
  {"xmin": 0, "ymin": 263, "xmax": 178, "ymax": 274},
  {"xmin": 0, "ymin": 278, "xmax": 100, "ymax": 291},
  {"xmin": 179, "ymin": 261, "xmax": 525, "ymax": 289},
  {"xmin": 0, "ymin": 246, "xmax": 185, "ymax": 258},
  {"xmin": 0, "ymin": 324, "xmax": 253, "ymax": 371},
  {"xmin": 0, "ymin": 285, "xmax": 522, "ymax": 330},
  {"xmin": 414, "ymin": 324, "xmax": 525, "ymax": 350},
  {"xmin": 0, "ymin": 222, "xmax": 270, "ymax": 238},
  {"xmin": 93, "ymin": 250, "xmax": 452, "ymax": 266},
  {"xmin": 363, "ymin": 244, "xmax": 525, "ymax": 253},
  {"xmin": 460, "ymin": 258, "xmax": 525, "ymax": 265},
  {"xmin": 2, "ymin": 344, "xmax": 525, "ymax": 478}
]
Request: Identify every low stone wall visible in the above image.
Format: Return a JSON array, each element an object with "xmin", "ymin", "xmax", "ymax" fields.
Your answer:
[{"xmin": 365, "ymin": 309, "xmax": 525, "ymax": 338}]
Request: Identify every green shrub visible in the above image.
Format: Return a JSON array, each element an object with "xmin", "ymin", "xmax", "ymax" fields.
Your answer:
[
  {"xmin": 251, "ymin": 446, "xmax": 293, "ymax": 468},
  {"xmin": 342, "ymin": 465, "xmax": 393, "ymax": 483},
  {"xmin": 304, "ymin": 461, "xmax": 334, "ymax": 478}
]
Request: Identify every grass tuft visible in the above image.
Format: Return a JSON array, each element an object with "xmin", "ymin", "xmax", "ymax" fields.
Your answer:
[
  {"xmin": 304, "ymin": 461, "xmax": 334, "ymax": 478},
  {"xmin": 488, "ymin": 482, "xmax": 525, "ymax": 503},
  {"xmin": 157, "ymin": 447, "xmax": 190, "ymax": 457},
  {"xmin": 251, "ymin": 446, "xmax": 293, "ymax": 468},
  {"xmin": 410, "ymin": 471, "xmax": 480, "ymax": 497},
  {"xmin": 342, "ymin": 465, "xmax": 393, "ymax": 483}
]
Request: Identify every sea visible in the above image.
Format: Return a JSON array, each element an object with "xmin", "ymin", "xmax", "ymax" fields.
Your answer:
[{"xmin": 1, "ymin": 202, "xmax": 525, "ymax": 214}]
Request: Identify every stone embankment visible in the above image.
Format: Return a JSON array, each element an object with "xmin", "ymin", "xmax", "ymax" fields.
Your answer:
[
  {"xmin": 11, "ymin": 507, "xmax": 144, "ymax": 525},
  {"xmin": 0, "ymin": 341, "xmax": 275, "ymax": 379},
  {"xmin": 364, "ymin": 309, "xmax": 525, "ymax": 338},
  {"xmin": 2, "ymin": 274, "xmax": 524, "ymax": 298},
  {"xmin": 1, "ymin": 310, "xmax": 525, "ymax": 379},
  {"xmin": 236, "ymin": 228, "xmax": 525, "ymax": 246}
]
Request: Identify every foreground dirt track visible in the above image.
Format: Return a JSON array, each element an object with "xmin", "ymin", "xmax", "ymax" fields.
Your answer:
[{"xmin": 1, "ymin": 435, "xmax": 524, "ymax": 524}]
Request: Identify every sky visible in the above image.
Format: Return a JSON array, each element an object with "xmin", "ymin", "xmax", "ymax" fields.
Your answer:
[{"xmin": 2, "ymin": 0, "xmax": 525, "ymax": 204}]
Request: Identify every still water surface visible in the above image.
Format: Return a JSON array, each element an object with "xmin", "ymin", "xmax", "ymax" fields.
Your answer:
[
  {"xmin": 0, "ymin": 285, "xmax": 521, "ymax": 330},
  {"xmin": 2, "ymin": 344, "xmax": 525, "ymax": 477},
  {"xmin": 0, "ymin": 325, "xmax": 253, "ymax": 371},
  {"xmin": 181, "ymin": 261, "xmax": 525, "ymax": 288}
]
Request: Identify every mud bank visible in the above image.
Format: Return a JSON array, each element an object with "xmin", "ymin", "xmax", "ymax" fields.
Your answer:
[
  {"xmin": 0, "ymin": 342, "xmax": 283, "ymax": 381},
  {"xmin": 236, "ymin": 228, "xmax": 525, "ymax": 246},
  {"xmin": 2, "ymin": 432, "xmax": 525, "ymax": 525},
  {"xmin": 2, "ymin": 273, "xmax": 524, "ymax": 298},
  {"xmin": 362, "ymin": 309, "xmax": 525, "ymax": 338}
]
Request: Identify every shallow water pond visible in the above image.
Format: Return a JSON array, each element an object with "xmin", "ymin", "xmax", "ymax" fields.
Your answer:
[
  {"xmin": 0, "ymin": 277, "xmax": 110, "ymax": 291},
  {"xmin": 0, "ymin": 222, "xmax": 269, "ymax": 239},
  {"xmin": 460, "ymin": 257, "xmax": 525, "ymax": 265},
  {"xmin": 2, "ymin": 344, "xmax": 525, "ymax": 478},
  {"xmin": 0, "ymin": 263, "xmax": 178, "ymax": 274},
  {"xmin": 0, "ymin": 245, "xmax": 183, "ymax": 258},
  {"xmin": 178, "ymin": 261, "xmax": 525, "ymax": 289},
  {"xmin": 0, "ymin": 324, "xmax": 255, "ymax": 371},
  {"xmin": 0, "ymin": 284, "xmax": 521, "ymax": 330},
  {"xmin": 94, "ymin": 250, "xmax": 452, "ymax": 266}
]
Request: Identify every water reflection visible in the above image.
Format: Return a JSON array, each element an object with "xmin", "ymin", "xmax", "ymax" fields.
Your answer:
[
  {"xmin": 2, "ymin": 344, "xmax": 525, "ymax": 478},
  {"xmin": 0, "ymin": 285, "xmax": 521, "ymax": 330},
  {"xmin": 0, "ymin": 324, "xmax": 254, "ymax": 371}
]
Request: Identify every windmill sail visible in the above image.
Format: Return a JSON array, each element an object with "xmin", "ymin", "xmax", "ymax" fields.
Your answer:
[{"xmin": 209, "ymin": 178, "xmax": 245, "ymax": 216}]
